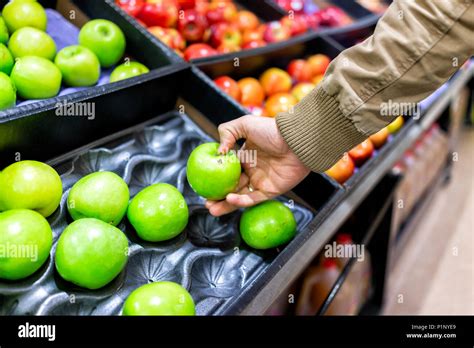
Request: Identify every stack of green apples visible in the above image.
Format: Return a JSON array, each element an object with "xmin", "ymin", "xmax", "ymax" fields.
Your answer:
[{"xmin": 0, "ymin": 0, "xmax": 149, "ymax": 111}]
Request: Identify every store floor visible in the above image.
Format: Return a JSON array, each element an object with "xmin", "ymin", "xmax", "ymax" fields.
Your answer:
[{"xmin": 384, "ymin": 127, "xmax": 474, "ymax": 315}]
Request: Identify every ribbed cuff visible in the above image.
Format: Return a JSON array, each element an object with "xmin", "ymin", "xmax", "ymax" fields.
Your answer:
[{"xmin": 276, "ymin": 86, "xmax": 368, "ymax": 173}]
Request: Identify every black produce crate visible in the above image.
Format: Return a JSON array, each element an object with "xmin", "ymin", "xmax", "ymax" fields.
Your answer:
[
  {"xmin": 0, "ymin": 0, "xmax": 181, "ymax": 119},
  {"xmin": 0, "ymin": 67, "xmax": 342, "ymax": 316}
]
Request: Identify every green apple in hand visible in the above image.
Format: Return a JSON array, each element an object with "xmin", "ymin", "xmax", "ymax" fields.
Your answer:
[
  {"xmin": 0, "ymin": 44, "xmax": 14, "ymax": 75},
  {"xmin": 8, "ymin": 27, "xmax": 57, "ymax": 60},
  {"xmin": 0, "ymin": 209, "xmax": 53, "ymax": 280},
  {"xmin": 186, "ymin": 142, "xmax": 241, "ymax": 200},
  {"xmin": 0, "ymin": 17, "xmax": 9, "ymax": 45},
  {"xmin": 55, "ymin": 45, "xmax": 100, "ymax": 87},
  {"xmin": 55, "ymin": 218, "xmax": 128, "ymax": 290},
  {"xmin": 110, "ymin": 61, "xmax": 149, "ymax": 83},
  {"xmin": 0, "ymin": 160, "xmax": 62, "ymax": 217},
  {"xmin": 78, "ymin": 19, "xmax": 126, "ymax": 68},
  {"xmin": 2, "ymin": 0, "xmax": 47, "ymax": 33},
  {"xmin": 0, "ymin": 72, "xmax": 16, "ymax": 110},
  {"xmin": 240, "ymin": 200, "xmax": 297, "ymax": 250},
  {"xmin": 67, "ymin": 171, "xmax": 129, "ymax": 226},
  {"xmin": 127, "ymin": 183, "xmax": 188, "ymax": 242},
  {"xmin": 10, "ymin": 56, "xmax": 62, "ymax": 99},
  {"xmin": 123, "ymin": 281, "xmax": 196, "ymax": 316}
]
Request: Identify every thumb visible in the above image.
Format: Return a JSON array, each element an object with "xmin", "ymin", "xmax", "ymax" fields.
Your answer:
[{"xmin": 217, "ymin": 115, "xmax": 250, "ymax": 154}]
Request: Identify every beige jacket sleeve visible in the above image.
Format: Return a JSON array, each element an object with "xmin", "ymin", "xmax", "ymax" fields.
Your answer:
[{"xmin": 276, "ymin": 0, "xmax": 474, "ymax": 172}]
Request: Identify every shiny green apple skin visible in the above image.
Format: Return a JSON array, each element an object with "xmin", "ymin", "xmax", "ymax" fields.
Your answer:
[
  {"xmin": 10, "ymin": 56, "xmax": 62, "ymax": 99},
  {"xmin": 0, "ymin": 72, "xmax": 16, "ymax": 110},
  {"xmin": 123, "ymin": 281, "xmax": 196, "ymax": 316},
  {"xmin": 2, "ymin": 0, "xmax": 48, "ymax": 33},
  {"xmin": 0, "ymin": 160, "xmax": 62, "ymax": 217},
  {"xmin": 0, "ymin": 43, "xmax": 14, "ymax": 75},
  {"xmin": 0, "ymin": 209, "xmax": 53, "ymax": 280},
  {"xmin": 8, "ymin": 27, "xmax": 57, "ymax": 60},
  {"xmin": 0, "ymin": 17, "xmax": 9, "ymax": 45},
  {"xmin": 78, "ymin": 19, "xmax": 126, "ymax": 68},
  {"xmin": 127, "ymin": 183, "xmax": 188, "ymax": 242},
  {"xmin": 186, "ymin": 142, "xmax": 241, "ymax": 200},
  {"xmin": 240, "ymin": 200, "xmax": 297, "ymax": 250},
  {"xmin": 55, "ymin": 218, "xmax": 128, "ymax": 290},
  {"xmin": 109, "ymin": 62, "xmax": 149, "ymax": 83},
  {"xmin": 67, "ymin": 171, "xmax": 130, "ymax": 226},
  {"xmin": 55, "ymin": 45, "xmax": 100, "ymax": 87}
]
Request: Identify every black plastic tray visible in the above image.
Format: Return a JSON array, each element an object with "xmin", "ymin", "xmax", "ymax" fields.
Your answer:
[
  {"xmin": 0, "ymin": 111, "xmax": 315, "ymax": 316},
  {"xmin": 0, "ymin": 0, "xmax": 181, "ymax": 119}
]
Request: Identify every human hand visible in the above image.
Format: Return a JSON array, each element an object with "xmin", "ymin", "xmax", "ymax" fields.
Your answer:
[{"xmin": 205, "ymin": 115, "xmax": 310, "ymax": 217}]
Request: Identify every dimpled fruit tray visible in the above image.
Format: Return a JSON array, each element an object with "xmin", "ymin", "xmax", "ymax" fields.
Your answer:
[{"xmin": 0, "ymin": 111, "xmax": 314, "ymax": 316}]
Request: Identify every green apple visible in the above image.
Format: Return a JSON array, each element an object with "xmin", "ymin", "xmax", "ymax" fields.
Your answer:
[
  {"xmin": 0, "ymin": 160, "xmax": 62, "ymax": 217},
  {"xmin": 0, "ymin": 17, "xmax": 9, "ymax": 45},
  {"xmin": 240, "ymin": 200, "xmax": 297, "ymax": 250},
  {"xmin": 78, "ymin": 19, "xmax": 126, "ymax": 68},
  {"xmin": 54, "ymin": 45, "xmax": 100, "ymax": 87},
  {"xmin": 67, "ymin": 171, "xmax": 129, "ymax": 226},
  {"xmin": 0, "ymin": 43, "xmax": 14, "ymax": 75},
  {"xmin": 0, "ymin": 209, "xmax": 53, "ymax": 280},
  {"xmin": 2, "ymin": 0, "xmax": 47, "ymax": 33},
  {"xmin": 123, "ymin": 281, "xmax": 195, "ymax": 316},
  {"xmin": 127, "ymin": 183, "xmax": 188, "ymax": 242},
  {"xmin": 55, "ymin": 218, "xmax": 128, "ymax": 290},
  {"xmin": 109, "ymin": 61, "xmax": 149, "ymax": 83},
  {"xmin": 10, "ymin": 56, "xmax": 62, "ymax": 99},
  {"xmin": 0, "ymin": 72, "xmax": 16, "ymax": 110},
  {"xmin": 8, "ymin": 27, "xmax": 56, "ymax": 60},
  {"xmin": 186, "ymin": 142, "xmax": 241, "ymax": 200}
]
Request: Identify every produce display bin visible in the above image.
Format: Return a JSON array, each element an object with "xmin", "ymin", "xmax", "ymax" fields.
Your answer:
[
  {"xmin": 0, "ymin": 66, "xmax": 340, "ymax": 315},
  {"xmin": 0, "ymin": 0, "xmax": 180, "ymax": 119}
]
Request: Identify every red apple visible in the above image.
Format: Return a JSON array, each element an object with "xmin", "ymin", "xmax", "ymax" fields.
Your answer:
[
  {"xmin": 291, "ymin": 82, "xmax": 315, "ymax": 101},
  {"xmin": 316, "ymin": 6, "xmax": 351, "ymax": 27},
  {"xmin": 275, "ymin": 0, "xmax": 305, "ymax": 14},
  {"xmin": 235, "ymin": 10, "xmax": 259, "ymax": 32},
  {"xmin": 242, "ymin": 29, "xmax": 264, "ymax": 45},
  {"xmin": 177, "ymin": 0, "xmax": 195, "ymax": 10},
  {"xmin": 280, "ymin": 15, "xmax": 308, "ymax": 37},
  {"xmin": 138, "ymin": 0, "xmax": 178, "ymax": 28},
  {"xmin": 208, "ymin": 23, "xmax": 242, "ymax": 49},
  {"xmin": 325, "ymin": 155, "xmax": 355, "ymax": 184},
  {"xmin": 184, "ymin": 43, "xmax": 217, "ymax": 61},
  {"xmin": 242, "ymin": 40, "xmax": 266, "ymax": 49},
  {"xmin": 177, "ymin": 9, "xmax": 208, "ymax": 42},
  {"xmin": 148, "ymin": 26, "xmax": 173, "ymax": 47},
  {"xmin": 214, "ymin": 76, "xmax": 241, "ymax": 102},
  {"xmin": 217, "ymin": 43, "xmax": 240, "ymax": 54},
  {"xmin": 265, "ymin": 93, "xmax": 298, "ymax": 118},
  {"xmin": 349, "ymin": 139, "xmax": 374, "ymax": 166},
  {"xmin": 260, "ymin": 67, "xmax": 292, "ymax": 96},
  {"xmin": 263, "ymin": 21, "xmax": 291, "ymax": 43},
  {"xmin": 238, "ymin": 77, "xmax": 265, "ymax": 107},
  {"xmin": 115, "ymin": 0, "xmax": 144, "ymax": 17},
  {"xmin": 307, "ymin": 54, "xmax": 331, "ymax": 76},
  {"xmin": 301, "ymin": 14, "xmax": 320, "ymax": 30},
  {"xmin": 287, "ymin": 59, "xmax": 313, "ymax": 82},
  {"xmin": 206, "ymin": 1, "xmax": 237, "ymax": 24},
  {"xmin": 369, "ymin": 127, "xmax": 389, "ymax": 149}
]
